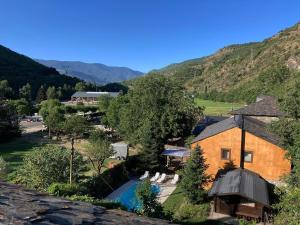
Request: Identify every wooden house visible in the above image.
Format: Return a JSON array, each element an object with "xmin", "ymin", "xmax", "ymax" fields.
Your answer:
[{"xmin": 191, "ymin": 96, "xmax": 291, "ymax": 183}]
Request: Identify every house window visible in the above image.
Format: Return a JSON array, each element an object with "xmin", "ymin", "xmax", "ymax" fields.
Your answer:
[
  {"xmin": 221, "ymin": 148, "xmax": 231, "ymax": 160},
  {"xmin": 244, "ymin": 151, "xmax": 253, "ymax": 163}
]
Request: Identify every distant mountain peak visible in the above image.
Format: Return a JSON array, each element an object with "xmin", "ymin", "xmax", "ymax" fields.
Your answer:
[{"xmin": 36, "ymin": 59, "xmax": 143, "ymax": 84}]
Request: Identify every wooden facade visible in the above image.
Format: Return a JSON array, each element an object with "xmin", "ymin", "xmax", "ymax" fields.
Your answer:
[
  {"xmin": 214, "ymin": 196, "xmax": 268, "ymax": 221},
  {"xmin": 191, "ymin": 127, "xmax": 291, "ymax": 182}
]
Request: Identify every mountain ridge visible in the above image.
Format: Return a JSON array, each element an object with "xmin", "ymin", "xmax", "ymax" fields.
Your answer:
[
  {"xmin": 155, "ymin": 21, "xmax": 300, "ymax": 102},
  {"xmin": 36, "ymin": 59, "xmax": 143, "ymax": 84}
]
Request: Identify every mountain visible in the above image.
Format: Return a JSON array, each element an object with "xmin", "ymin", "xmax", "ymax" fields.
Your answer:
[
  {"xmin": 155, "ymin": 22, "xmax": 300, "ymax": 103},
  {"xmin": 0, "ymin": 44, "xmax": 80, "ymax": 98},
  {"xmin": 35, "ymin": 60, "xmax": 143, "ymax": 84}
]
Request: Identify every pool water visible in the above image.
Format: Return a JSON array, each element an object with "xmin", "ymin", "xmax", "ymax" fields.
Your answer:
[{"xmin": 110, "ymin": 180, "xmax": 160, "ymax": 211}]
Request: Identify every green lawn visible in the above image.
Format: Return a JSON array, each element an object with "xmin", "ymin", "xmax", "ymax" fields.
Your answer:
[
  {"xmin": 195, "ymin": 99, "xmax": 245, "ymax": 116},
  {"xmin": 0, "ymin": 138, "xmax": 40, "ymax": 179}
]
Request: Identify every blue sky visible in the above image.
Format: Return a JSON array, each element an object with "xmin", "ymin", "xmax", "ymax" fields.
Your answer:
[{"xmin": 0, "ymin": 0, "xmax": 299, "ymax": 72}]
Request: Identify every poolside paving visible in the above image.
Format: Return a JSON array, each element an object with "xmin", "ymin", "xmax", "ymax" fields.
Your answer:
[{"xmin": 157, "ymin": 182, "xmax": 177, "ymax": 203}]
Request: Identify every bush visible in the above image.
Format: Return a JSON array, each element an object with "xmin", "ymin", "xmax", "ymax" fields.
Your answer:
[
  {"xmin": 86, "ymin": 162, "xmax": 129, "ymax": 198},
  {"xmin": 48, "ymin": 183, "xmax": 88, "ymax": 197},
  {"xmin": 238, "ymin": 219, "xmax": 256, "ymax": 225},
  {"xmin": 136, "ymin": 180, "xmax": 163, "ymax": 217},
  {"xmin": 274, "ymin": 187, "xmax": 300, "ymax": 225},
  {"xmin": 173, "ymin": 201, "xmax": 210, "ymax": 222},
  {"xmin": 14, "ymin": 145, "xmax": 88, "ymax": 190}
]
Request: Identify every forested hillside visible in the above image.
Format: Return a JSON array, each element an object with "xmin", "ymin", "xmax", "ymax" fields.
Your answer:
[
  {"xmin": 0, "ymin": 45, "xmax": 80, "ymax": 98},
  {"xmin": 155, "ymin": 22, "xmax": 300, "ymax": 103}
]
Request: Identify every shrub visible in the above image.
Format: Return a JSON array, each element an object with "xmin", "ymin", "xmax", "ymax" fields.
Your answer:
[
  {"xmin": 238, "ymin": 219, "xmax": 256, "ymax": 225},
  {"xmin": 136, "ymin": 180, "xmax": 163, "ymax": 217},
  {"xmin": 274, "ymin": 187, "xmax": 300, "ymax": 225},
  {"xmin": 14, "ymin": 145, "xmax": 87, "ymax": 190},
  {"xmin": 173, "ymin": 201, "xmax": 210, "ymax": 222},
  {"xmin": 48, "ymin": 183, "xmax": 88, "ymax": 197}
]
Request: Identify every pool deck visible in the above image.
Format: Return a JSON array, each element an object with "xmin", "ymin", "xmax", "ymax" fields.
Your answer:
[{"xmin": 105, "ymin": 178, "xmax": 177, "ymax": 204}]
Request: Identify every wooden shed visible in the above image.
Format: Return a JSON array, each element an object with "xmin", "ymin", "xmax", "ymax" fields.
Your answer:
[{"xmin": 209, "ymin": 168, "xmax": 271, "ymax": 222}]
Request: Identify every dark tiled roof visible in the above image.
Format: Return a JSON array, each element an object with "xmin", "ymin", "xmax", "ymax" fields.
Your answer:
[
  {"xmin": 208, "ymin": 168, "xmax": 270, "ymax": 207},
  {"xmin": 231, "ymin": 96, "xmax": 283, "ymax": 117},
  {"xmin": 0, "ymin": 182, "xmax": 175, "ymax": 225},
  {"xmin": 72, "ymin": 91, "xmax": 119, "ymax": 98},
  {"xmin": 192, "ymin": 115, "xmax": 280, "ymax": 146}
]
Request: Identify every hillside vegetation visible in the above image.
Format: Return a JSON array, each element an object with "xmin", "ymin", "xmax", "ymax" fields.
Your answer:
[
  {"xmin": 0, "ymin": 45, "xmax": 80, "ymax": 98},
  {"xmin": 155, "ymin": 22, "xmax": 300, "ymax": 102}
]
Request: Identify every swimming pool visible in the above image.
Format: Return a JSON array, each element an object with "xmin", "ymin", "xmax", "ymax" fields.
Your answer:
[{"xmin": 106, "ymin": 180, "xmax": 160, "ymax": 211}]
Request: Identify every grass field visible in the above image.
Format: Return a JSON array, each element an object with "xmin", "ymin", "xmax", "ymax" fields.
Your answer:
[{"xmin": 195, "ymin": 99, "xmax": 245, "ymax": 116}]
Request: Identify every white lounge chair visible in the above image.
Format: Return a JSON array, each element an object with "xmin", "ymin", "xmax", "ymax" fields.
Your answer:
[
  {"xmin": 171, "ymin": 174, "xmax": 179, "ymax": 185},
  {"xmin": 157, "ymin": 173, "xmax": 166, "ymax": 183},
  {"xmin": 150, "ymin": 172, "xmax": 160, "ymax": 182},
  {"xmin": 139, "ymin": 171, "xmax": 149, "ymax": 180}
]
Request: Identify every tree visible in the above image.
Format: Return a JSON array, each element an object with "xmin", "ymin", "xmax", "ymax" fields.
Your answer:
[
  {"xmin": 98, "ymin": 95, "xmax": 113, "ymax": 113},
  {"xmin": 0, "ymin": 80, "xmax": 13, "ymax": 99},
  {"xmin": 106, "ymin": 74, "xmax": 202, "ymax": 171},
  {"xmin": 39, "ymin": 99, "xmax": 65, "ymax": 138},
  {"xmin": 138, "ymin": 118, "xmax": 164, "ymax": 172},
  {"xmin": 117, "ymin": 74, "xmax": 202, "ymax": 144},
  {"xmin": 0, "ymin": 101, "xmax": 20, "ymax": 140},
  {"xmin": 19, "ymin": 83, "xmax": 32, "ymax": 102},
  {"xmin": 62, "ymin": 115, "xmax": 90, "ymax": 184},
  {"xmin": 14, "ymin": 145, "xmax": 87, "ymax": 190},
  {"xmin": 86, "ymin": 130, "xmax": 114, "ymax": 175},
  {"xmin": 46, "ymin": 86, "xmax": 58, "ymax": 99},
  {"xmin": 274, "ymin": 187, "xmax": 300, "ymax": 225},
  {"xmin": 75, "ymin": 82, "xmax": 87, "ymax": 91},
  {"xmin": 36, "ymin": 85, "xmax": 47, "ymax": 103},
  {"xmin": 181, "ymin": 146, "xmax": 210, "ymax": 204},
  {"xmin": 136, "ymin": 180, "xmax": 163, "ymax": 217},
  {"xmin": 270, "ymin": 83, "xmax": 300, "ymax": 187},
  {"xmin": 9, "ymin": 98, "xmax": 32, "ymax": 116}
]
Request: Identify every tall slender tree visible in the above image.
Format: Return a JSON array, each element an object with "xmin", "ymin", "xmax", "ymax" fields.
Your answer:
[
  {"xmin": 63, "ymin": 115, "xmax": 90, "ymax": 184},
  {"xmin": 36, "ymin": 85, "xmax": 47, "ymax": 103},
  {"xmin": 181, "ymin": 146, "xmax": 210, "ymax": 203}
]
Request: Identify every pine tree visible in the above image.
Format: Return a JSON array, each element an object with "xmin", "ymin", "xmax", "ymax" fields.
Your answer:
[
  {"xmin": 139, "ymin": 121, "xmax": 164, "ymax": 172},
  {"xmin": 181, "ymin": 145, "xmax": 210, "ymax": 204},
  {"xmin": 36, "ymin": 85, "xmax": 47, "ymax": 103}
]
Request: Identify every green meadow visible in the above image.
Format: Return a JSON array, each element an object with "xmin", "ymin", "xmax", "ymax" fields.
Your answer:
[{"xmin": 195, "ymin": 98, "xmax": 245, "ymax": 116}]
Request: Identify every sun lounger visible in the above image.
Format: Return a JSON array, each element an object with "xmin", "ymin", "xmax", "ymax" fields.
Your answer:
[
  {"xmin": 150, "ymin": 172, "xmax": 160, "ymax": 182},
  {"xmin": 139, "ymin": 171, "xmax": 149, "ymax": 180},
  {"xmin": 157, "ymin": 173, "xmax": 166, "ymax": 183},
  {"xmin": 171, "ymin": 174, "xmax": 179, "ymax": 184}
]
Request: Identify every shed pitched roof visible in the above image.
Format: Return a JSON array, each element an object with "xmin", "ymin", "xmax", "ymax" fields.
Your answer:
[
  {"xmin": 192, "ymin": 116, "xmax": 280, "ymax": 146},
  {"xmin": 231, "ymin": 96, "xmax": 283, "ymax": 117},
  {"xmin": 208, "ymin": 168, "xmax": 270, "ymax": 207},
  {"xmin": 72, "ymin": 91, "xmax": 119, "ymax": 98}
]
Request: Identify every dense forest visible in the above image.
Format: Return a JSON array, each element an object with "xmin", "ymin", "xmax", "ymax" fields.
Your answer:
[
  {"xmin": 153, "ymin": 21, "xmax": 300, "ymax": 103},
  {"xmin": 0, "ymin": 45, "xmax": 80, "ymax": 99}
]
